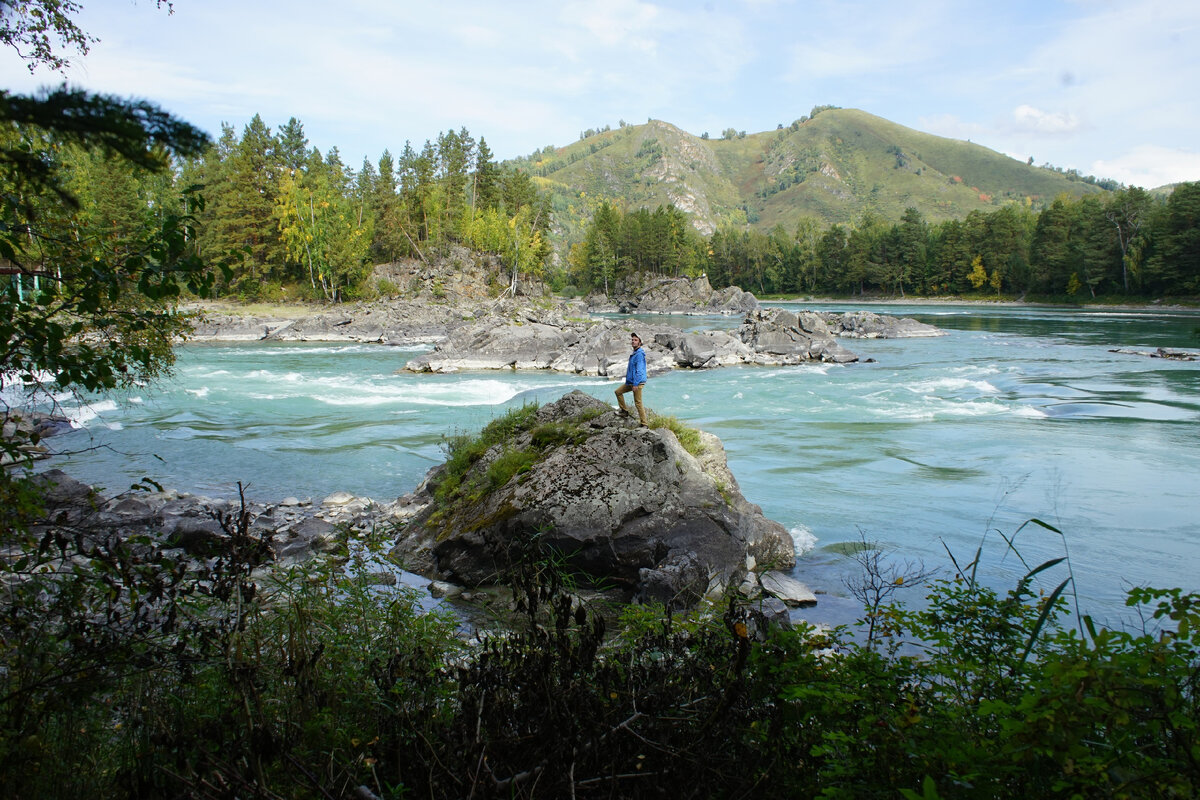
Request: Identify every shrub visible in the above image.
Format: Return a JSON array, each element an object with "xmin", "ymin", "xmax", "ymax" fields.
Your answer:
[{"xmin": 2, "ymin": 502, "xmax": 1198, "ymax": 797}]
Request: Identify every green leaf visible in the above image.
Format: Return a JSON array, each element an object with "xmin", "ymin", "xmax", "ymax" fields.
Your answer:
[{"xmin": 1016, "ymin": 576, "xmax": 1072, "ymax": 669}]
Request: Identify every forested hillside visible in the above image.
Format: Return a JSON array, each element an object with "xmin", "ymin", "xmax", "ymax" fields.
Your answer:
[{"xmin": 514, "ymin": 108, "xmax": 1109, "ymax": 242}]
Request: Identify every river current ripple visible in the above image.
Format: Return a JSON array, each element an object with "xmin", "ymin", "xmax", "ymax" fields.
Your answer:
[{"xmin": 38, "ymin": 303, "xmax": 1200, "ymax": 629}]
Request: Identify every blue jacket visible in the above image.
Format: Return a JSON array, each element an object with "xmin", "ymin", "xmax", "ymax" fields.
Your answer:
[{"xmin": 625, "ymin": 347, "xmax": 647, "ymax": 385}]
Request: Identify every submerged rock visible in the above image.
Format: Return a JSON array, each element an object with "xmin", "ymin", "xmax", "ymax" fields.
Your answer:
[
  {"xmin": 389, "ymin": 391, "xmax": 797, "ymax": 607},
  {"xmin": 1110, "ymin": 347, "xmax": 1199, "ymax": 361}
]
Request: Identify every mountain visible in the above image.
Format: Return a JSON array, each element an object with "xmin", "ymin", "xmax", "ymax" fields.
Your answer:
[{"xmin": 511, "ymin": 108, "xmax": 1107, "ymax": 240}]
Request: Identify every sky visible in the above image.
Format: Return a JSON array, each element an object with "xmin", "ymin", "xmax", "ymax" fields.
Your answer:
[{"xmin": 4, "ymin": 0, "xmax": 1200, "ymax": 189}]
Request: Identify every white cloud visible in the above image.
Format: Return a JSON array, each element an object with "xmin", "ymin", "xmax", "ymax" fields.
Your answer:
[
  {"xmin": 453, "ymin": 25, "xmax": 502, "ymax": 48},
  {"xmin": 917, "ymin": 114, "xmax": 989, "ymax": 142},
  {"xmin": 6, "ymin": 0, "xmax": 1200, "ymax": 185},
  {"xmin": 783, "ymin": 0, "xmax": 966, "ymax": 81},
  {"xmin": 1011, "ymin": 105, "xmax": 1082, "ymax": 136},
  {"xmin": 1092, "ymin": 145, "xmax": 1200, "ymax": 189},
  {"xmin": 571, "ymin": 0, "xmax": 662, "ymax": 52}
]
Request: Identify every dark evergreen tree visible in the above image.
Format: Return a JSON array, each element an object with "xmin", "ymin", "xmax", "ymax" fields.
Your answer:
[
  {"xmin": 473, "ymin": 136, "xmax": 500, "ymax": 212},
  {"xmin": 199, "ymin": 114, "xmax": 285, "ymax": 285},
  {"xmin": 370, "ymin": 149, "xmax": 407, "ymax": 262},
  {"xmin": 1030, "ymin": 197, "xmax": 1080, "ymax": 294},
  {"xmin": 1145, "ymin": 182, "xmax": 1200, "ymax": 294},
  {"xmin": 890, "ymin": 207, "xmax": 928, "ymax": 297},
  {"xmin": 276, "ymin": 116, "xmax": 309, "ymax": 172},
  {"xmin": 817, "ymin": 224, "xmax": 848, "ymax": 292}
]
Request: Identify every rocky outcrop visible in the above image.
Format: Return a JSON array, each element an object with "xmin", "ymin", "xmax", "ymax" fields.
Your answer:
[
  {"xmin": 187, "ymin": 300, "xmax": 461, "ymax": 346},
  {"xmin": 817, "ymin": 309, "xmax": 944, "ymax": 339},
  {"xmin": 20, "ymin": 469, "xmax": 404, "ymax": 567},
  {"xmin": 605, "ymin": 275, "xmax": 759, "ymax": 315},
  {"xmin": 185, "ymin": 248, "xmax": 522, "ymax": 345},
  {"xmin": 388, "ymin": 391, "xmax": 798, "ymax": 606},
  {"xmin": 404, "ymin": 316, "xmax": 683, "ymax": 376},
  {"xmin": 737, "ymin": 308, "xmax": 860, "ymax": 364},
  {"xmin": 404, "ymin": 308, "xmax": 889, "ymax": 374}
]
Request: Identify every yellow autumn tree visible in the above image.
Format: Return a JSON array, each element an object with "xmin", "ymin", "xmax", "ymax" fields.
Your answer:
[
  {"xmin": 967, "ymin": 255, "xmax": 988, "ymax": 289},
  {"xmin": 275, "ymin": 161, "xmax": 371, "ymax": 302}
]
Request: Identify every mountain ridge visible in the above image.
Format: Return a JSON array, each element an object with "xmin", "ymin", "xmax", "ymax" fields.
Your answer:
[{"xmin": 510, "ymin": 108, "xmax": 1108, "ymax": 241}]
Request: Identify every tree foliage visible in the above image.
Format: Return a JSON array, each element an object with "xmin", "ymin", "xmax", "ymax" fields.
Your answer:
[
  {"xmin": 566, "ymin": 189, "xmax": 1200, "ymax": 299},
  {"xmin": 0, "ymin": 0, "xmax": 95, "ymax": 72},
  {"xmin": 0, "ymin": 0, "xmax": 225, "ymax": 518},
  {"xmin": 2, "ymin": 501, "xmax": 1197, "ymax": 798}
]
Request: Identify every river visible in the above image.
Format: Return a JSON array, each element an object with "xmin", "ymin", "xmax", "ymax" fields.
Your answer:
[{"xmin": 38, "ymin": 303, "xmax": 1200, "ymax": 629}]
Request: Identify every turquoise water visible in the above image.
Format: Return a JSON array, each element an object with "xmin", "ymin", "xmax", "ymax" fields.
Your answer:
[{"xmin": 41, "ymin": 304, "xmax": 1200, "ymax": 627}]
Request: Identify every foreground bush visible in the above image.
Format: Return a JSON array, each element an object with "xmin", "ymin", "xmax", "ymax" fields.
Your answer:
[{"xmin": 1, "ymin": 506, "xmax": 1197, "ymax": 798}]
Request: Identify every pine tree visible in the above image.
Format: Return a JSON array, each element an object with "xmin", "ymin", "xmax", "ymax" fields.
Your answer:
[
  {"xmin": 276, "ymin": 116, "xmax": 309, "ymax": 171},
  {"xmin": 367, "ymin": 150, "xmax": 401, "ymax": 263},
  {"xmin": 473, "ymin": 136, "xmax": 500, "ymax": 212},
  {"xmin": 200, "ymin": 115, "xmax": 286, "ymax": 287},
  {"xmin": 1145, "ymin": 182, "xmax": 1200, "ymax": 293}
]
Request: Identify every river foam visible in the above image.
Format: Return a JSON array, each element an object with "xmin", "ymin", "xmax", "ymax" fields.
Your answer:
[{"xmin": 789, "ymin": 525, "xmax": 818, "ymax": 555}]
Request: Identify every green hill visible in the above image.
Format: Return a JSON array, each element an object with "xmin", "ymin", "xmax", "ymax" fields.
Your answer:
[{"xmin": 510, "ymin": 108, "xmax": 1107, "ymax": 243}]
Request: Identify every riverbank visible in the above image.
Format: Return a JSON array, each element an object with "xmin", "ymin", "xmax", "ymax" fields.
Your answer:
[
  {"xmin": 761, "ymin": 293, "xmax": 1200, "ymax": 312},
  {"xmin": 183, "ymin": 292, "xmax": 1200, "ymax": 340}
]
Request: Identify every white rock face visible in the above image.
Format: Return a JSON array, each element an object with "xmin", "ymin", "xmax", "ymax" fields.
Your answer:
[
  {"xmin": 322, "ymin": 491, "xmax": 357, "ymax": 506},
  {"xmin": 760, "ymin": 571, "xmax": 818, "ymax": 607}
]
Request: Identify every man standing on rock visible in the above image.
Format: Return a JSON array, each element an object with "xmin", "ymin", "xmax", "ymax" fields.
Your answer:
[{"xmin": 615, "ymin": 332, "xmax": 649, "ymax": 426}]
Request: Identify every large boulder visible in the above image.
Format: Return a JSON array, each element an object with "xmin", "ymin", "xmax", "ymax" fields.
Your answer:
[
  {"xmin": 614, "ymin": 275, "xmax": 759, "ymax": 315},
  {"xmin": 737, "ymin": 308, "xmax": 860, "ymax": 364},
  {"xmin": 389, "ymin": 391, "xmax": 796, "ymax": 606},
  {"xmin": 817, "ymin": 309, "xmax": 944, "ymax": 339},
  {"xmin": 651, "ymin": 329, "xmax": 753, "ymax": 368}
]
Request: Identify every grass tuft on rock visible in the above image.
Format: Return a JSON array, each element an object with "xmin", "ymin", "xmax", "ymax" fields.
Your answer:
[
  {"xmin": 434, "ymin": 403, "xmax": 540, "ymax": 507},
  {"xmin": 648, "ymin": 411, "xmax": 705, "ymax": 457}
]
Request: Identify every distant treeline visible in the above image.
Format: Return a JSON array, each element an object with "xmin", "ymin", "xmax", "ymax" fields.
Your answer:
[
  {"xmin": 9, "ymin": 114, "xmax": 552, "ymax": 302},
  {"xmin": 12, "ymin": 109, "xmax": 1198, "ymax": 302},
  {"xmin": 568, "ymin": 186, "xmax": 1200, "ymax": 299},
  {"xmin": 186, "ymin": 116, "xmax": 558, "ymax": 300}
]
